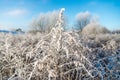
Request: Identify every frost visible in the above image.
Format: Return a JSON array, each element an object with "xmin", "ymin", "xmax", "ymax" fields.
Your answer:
[{"xmin": 0, "ymin": 8, "xmax": 120, "ymax": 80}]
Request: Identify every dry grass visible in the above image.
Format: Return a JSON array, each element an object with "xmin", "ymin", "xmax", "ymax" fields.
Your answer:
[{"xmin": 0, "ymin": 28, "xmax": 120, "ymax": 80}]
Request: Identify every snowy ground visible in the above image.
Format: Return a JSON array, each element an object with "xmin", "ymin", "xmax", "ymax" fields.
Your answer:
[{"xmin": 0, "ymin": 29, "xmax": 120, "ymax": 80}]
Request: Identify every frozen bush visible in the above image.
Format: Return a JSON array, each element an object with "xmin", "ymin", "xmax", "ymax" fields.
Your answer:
[{"xmin": 82, "ymin": 23, "xmax": 109, "ymax": 35}]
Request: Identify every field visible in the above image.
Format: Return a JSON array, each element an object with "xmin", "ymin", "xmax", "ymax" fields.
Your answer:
[
  {"xmin": 0, "ymin": 8, "xmax": 120, "ymax": 80},
  {"xmin": 0, "ymin": 27, "xmax": 120, "ymax": 80}
]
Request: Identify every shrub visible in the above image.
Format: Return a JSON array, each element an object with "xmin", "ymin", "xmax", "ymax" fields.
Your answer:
[{"xmin": 82, "ymin": 23, "xmax": 109, "ymax": 35}]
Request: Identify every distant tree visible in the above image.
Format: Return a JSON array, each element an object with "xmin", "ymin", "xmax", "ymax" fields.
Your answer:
[
  {"xmin": 30, "ymin": 10, "xmax": 66, "ymax": 33},
  {"xmin": 75, "ymin": 11, "xmax": 91, "ymax": 31},
  {"xmin": 111, "ymin": 29, "xmax": 120, "ymax": 34},
  {"xmin": 15, "ymin": 28, "xmax": 24, "ymax": 33}
]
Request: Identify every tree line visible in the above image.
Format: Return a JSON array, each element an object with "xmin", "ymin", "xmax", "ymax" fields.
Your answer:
[{"xmin": 29, "ymin": 9, "xmax": 119, "ymax": 35}]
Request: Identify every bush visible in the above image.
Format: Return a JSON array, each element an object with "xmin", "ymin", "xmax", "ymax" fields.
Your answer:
[{"xmin": 82, "ymin": 23, "xmax": 109, "ymax": 35}]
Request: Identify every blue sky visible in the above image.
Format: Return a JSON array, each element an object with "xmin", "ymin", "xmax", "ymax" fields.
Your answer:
[{"xmin": 0, "ymin": 0, "xmax": 120, "ymax": 31}]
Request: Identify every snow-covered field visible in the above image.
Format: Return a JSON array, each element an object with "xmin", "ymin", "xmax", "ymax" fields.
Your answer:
[
  {"xmin": 0, "ymin": 29, "xmax": 120, "ymax": 80},
  {"xmin": 0, "ymin": 8, "xmax": 120, "ymax": 80}
]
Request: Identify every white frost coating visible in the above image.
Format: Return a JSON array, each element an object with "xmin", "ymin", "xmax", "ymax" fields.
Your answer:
[
  {"xmin": 1, "ymin": 8, "xmax": 120, "ymax": 80},
  {"xmin": 57, "ymin": 8, "xmax": 65, "ymax": 28},
  {"xmin": 61, "ymin": 8, "xmax": 65, "ymax": 11},
  {"xmin": 50, "ymin": 8, "xmax": 65, "ymax": 51},
  {"xmin": 57, "ymin": 8, "xmax": 65, "ymax": 49}
]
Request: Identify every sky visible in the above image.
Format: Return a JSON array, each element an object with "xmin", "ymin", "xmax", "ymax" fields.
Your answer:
[{"xmin": 0, "ymin": 0, "xmax": 120, "ymax": 31}]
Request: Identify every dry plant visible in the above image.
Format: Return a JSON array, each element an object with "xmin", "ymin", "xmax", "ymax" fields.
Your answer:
[
  {"xmin": 0, "ymin": 8, "xmax": 120, "ymax": 80},
  {"xmin": 82, "ymin": 23, "xmax": 109, "ymax": 35}
]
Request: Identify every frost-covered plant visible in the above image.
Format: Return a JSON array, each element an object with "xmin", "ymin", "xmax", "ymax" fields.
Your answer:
[{"xmin": 82, "ymin": 23, "xmax": 109, "ymax": 35}]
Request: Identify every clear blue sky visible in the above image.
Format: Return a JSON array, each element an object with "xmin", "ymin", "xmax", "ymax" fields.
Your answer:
[{"xmin": 0, "ymin": 0, "xmax": 120, "ymax": 31}]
